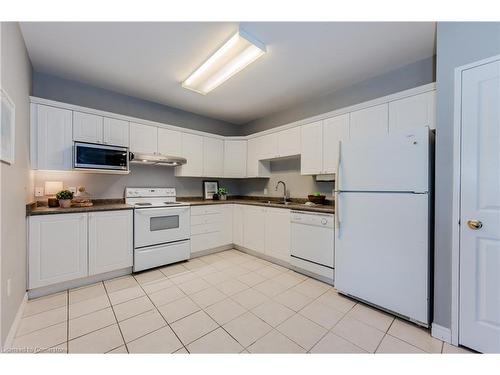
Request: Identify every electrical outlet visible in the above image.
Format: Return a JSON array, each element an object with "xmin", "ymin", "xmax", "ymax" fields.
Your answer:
[
  {"xmin": 68, "ymin": 186, "xmax": 77, "ymax": 194},
  {"xmin": 35, "ymin": 187, "xmax": 44, "ymax": 197},
  {"xmin": 263, "ymin": 188, "xmax": 268, "ymax": 195},
  {"xmin": 7, "ymin": 279, "xmax": 11, "ymax": 297}
]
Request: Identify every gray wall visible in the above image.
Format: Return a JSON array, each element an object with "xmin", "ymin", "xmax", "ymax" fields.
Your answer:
[
  {"xmin": 243, "ymin": 56, "xmax": 436, "ymax": 134},
  {"xmin": 33, "ymin": 165, "xmax": 242, "ymax": 200},
  {"xmin": 0, "ymin": 22, "xmax": 33, "ymax": 347},
  {"xmin": 433, "ymin": 22, "xmax": 500, "ymax": 330},
  {"xmin": 32, "ymin": 71, "xmax": 243, "ymax": 136},
  {"xmin": 239, "ymin": 158, "xmax": 333, "ymax": 199}
]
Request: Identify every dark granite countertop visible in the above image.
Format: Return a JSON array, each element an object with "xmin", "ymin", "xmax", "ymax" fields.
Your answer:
[
  {"xmin": 178, "ymin": 196, "xmax": 335, "ymax": 214},
  {"xmin": 27, "ymin": 199, "xmax": 133, "ymax": 216}
]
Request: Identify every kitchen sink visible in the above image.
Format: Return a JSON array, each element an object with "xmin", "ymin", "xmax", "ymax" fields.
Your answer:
[{"xmin": 259, "ymin": 200, "xmax": 291, "ymax": 205}]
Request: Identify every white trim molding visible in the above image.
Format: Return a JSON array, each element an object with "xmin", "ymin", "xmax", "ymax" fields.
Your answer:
[
  {"xmin": 2, "ymin": 292, "xmax": 27, "ymax": 352},
  {"xmin": 432, "ymin": 323, "xmax": 452, "ymax": 343},
  {"xmin": 450, "ymin": 53, "xmax": 500, "ymax": 348}
]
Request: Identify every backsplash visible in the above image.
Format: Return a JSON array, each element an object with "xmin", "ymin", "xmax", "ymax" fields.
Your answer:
[
  {"xmin": 239, "ymin": 158, "xmax": 334, "ymax": 199},
  {"xmin": 33, "ymin": 158, "xmax": 333, "ymax": 201},
  {"xmin": 33, "ymin": 164, "xmax": 242, "ymax": 200}
]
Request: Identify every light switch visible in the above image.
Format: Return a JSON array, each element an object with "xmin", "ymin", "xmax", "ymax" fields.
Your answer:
[
  {"xmin": 35, "ymin": 187, "xmax": 44, "ymax": 197},
  {"xmin": 264, "ymin": 188, "xmax": 268, "ymax": 195}
]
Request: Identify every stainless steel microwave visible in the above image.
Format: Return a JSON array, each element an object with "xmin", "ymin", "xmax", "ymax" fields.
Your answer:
[{"xmin": 73, "ymin": 142, "xmax": 129, "ymax": 171}]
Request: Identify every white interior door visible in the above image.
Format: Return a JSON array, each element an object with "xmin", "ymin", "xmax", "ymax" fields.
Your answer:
[
  {"xmin": 459, "ymin": 59, "xmax": 500, "ymax": 353},
  {"xmin": 335, "ymin": 192, "xmax": 429, "ymax": 325}
]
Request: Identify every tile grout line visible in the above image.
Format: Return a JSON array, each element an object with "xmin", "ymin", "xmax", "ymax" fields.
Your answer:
[
  {"xmin": 132, "ymin": 274, "xmax": 190, "ymax": 354},
  {"xmin": 102, "ymin": 281, "xmax": 129, "ymax": 353}
]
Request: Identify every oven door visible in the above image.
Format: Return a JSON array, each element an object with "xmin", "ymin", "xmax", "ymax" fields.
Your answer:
[
  {"xmin": 74, "ymin": 142, "xmax": 129, "ymax": 171},
  {"xmin": 134, "ymin": 206, "xmax": 190, "ymax": 248}
]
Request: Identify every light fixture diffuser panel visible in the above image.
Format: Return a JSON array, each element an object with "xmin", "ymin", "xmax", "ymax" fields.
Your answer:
[{"xmin": 182, "ymin": 29, "xmax": 266, "ymax": 95}]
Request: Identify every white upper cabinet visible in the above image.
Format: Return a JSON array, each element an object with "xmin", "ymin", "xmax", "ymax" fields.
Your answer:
[
  {"xmin": 247, "ymin": 137, "xmax": 271, "ymax": 178},
  {"xmin": 35, "ymin": 104, "xmax": 73, "ymax": 170},
  {"xmin": 103, "ymin": 117, "xmax": 129, "ymax": 147},
  {"xmin": 300, "ymin": 120, "xmax": 323, "ymax": 175},
  {"xmin": 88, "ymin": 210, "xmax": 133, "ymax": 275},
  {"xmin": 73, "ymin": 111, "xmax": 103, "ymax": 144},
  {"xmin": 277, "ymin": 127, "xmax": 301, "ymax": 157},
  {"xmin": 129, "ymin": 122, "xmax": 158, "ymax": 154},
  {"xmin": 323, "ymin": 114, "xmax": 350, "ymax": 174},
  {"xmin": 157, "ymin": 128, "xmax": 182, "ymax": 156},
  {"xmin": 176, "ymin": 133, "xmax": 203, "ymax": 177},
  {"xmin": 389, "ymin": 91, "xmax": 436, "ymax": 132},
  {"xmin": 224, "ymin": 140, "xmax": 247, "ymax": 178},
  {"xmin": 349, "ymin": 103, "xmax": 389, "ymax": 140},
  {"xmin": 28, "ymin": 213, "xmax": 88, "ymax": 289},
  {"xmin": 259, "ymin": 133, "xmax": 278, "ymax": 160},
  {"xmin": 203, "ymin": 137, "xmax": 224, "ymax": 177}
]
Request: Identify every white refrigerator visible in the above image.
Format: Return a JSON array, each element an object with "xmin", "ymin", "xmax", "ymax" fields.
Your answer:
[{"xmin": 334, "ymin": 126, "xmax": 431, "ymax": 326}]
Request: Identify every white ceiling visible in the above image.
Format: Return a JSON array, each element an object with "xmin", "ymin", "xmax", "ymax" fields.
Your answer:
[{"xmin": 20, "ymin": 22, "xmax": 436, "ymax": 124}]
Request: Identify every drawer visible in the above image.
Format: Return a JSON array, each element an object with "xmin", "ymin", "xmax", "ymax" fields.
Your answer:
[
  {"xmin": 191, "ymin": 213, "xmax": 223, "ymax": 226},
  {"xmin": 191, "ymin": 232, "xmax": 221, "ymax": 253},
  {"xmin": 134, "ymin": 240, "xmax": 190, "ymax": 272},
  {"xmin": 191, "ymin": 222, "xmax": 220, "ymax": 235},
  {"xmin": 191, "ymin": 205, "xmax": 224, "ymax": 216}
]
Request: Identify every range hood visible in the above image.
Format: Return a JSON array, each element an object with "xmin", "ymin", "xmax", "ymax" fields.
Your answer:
[{"xmin": 130, "ymin": 152, "xmax": 187, "ymax": 167}]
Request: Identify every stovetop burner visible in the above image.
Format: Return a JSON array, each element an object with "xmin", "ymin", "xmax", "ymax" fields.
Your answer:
[{"xmin": 135, "ymin": 202, "xmax": 153, "ymax": 206}]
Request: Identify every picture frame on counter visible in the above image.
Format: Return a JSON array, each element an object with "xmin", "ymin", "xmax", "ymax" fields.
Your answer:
[
  {"xmin": 203, "ymin": 180, "xmax": 219, "ymax": 200},
  {"xmin": 1, "ymin": 88, "xmax": 15, "ymax": 165}
]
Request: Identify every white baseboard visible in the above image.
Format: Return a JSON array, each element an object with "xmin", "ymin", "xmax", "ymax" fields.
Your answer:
[
  {"xmin": 432, "ymin": 323, "xmax": 452, "ymax": 343},
  {"xmin": 2, "ymin": 292, "xmax": 28, "ymax": 352}
]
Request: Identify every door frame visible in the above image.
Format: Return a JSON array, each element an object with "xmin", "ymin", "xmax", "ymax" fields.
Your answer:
[{"xmin": 450, "ymin": 53, "xmax": 500, "ymax": 346}]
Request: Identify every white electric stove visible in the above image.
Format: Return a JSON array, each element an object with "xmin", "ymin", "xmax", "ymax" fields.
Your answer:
[{"xmin": 125, "ymin": 188, "xmax": 191, "ymax": 272}]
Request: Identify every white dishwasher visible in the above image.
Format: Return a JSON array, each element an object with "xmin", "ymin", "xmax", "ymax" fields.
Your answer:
[{"xmin": 290, "ymin": 211, "xmax": 335, "ymax": 284}]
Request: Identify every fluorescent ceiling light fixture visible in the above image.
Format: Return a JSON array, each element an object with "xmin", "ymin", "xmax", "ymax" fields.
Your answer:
[{"xmin": 182, "ymin": 29, "xmax": 266, "ymax": 95}]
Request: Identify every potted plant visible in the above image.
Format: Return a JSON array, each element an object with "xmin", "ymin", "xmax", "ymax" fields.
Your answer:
[
  {"xmin": 56, "ymin": 190, "xmax": 74, "ymax": 208},
  {"xmin": 218, "ymin": 187, "xmax": 228, "ymax": 201}
]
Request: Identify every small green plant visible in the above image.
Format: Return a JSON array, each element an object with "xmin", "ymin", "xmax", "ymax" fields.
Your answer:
[
  {"xmin": 56, "ymin": 190, "xmax": 74, "ymax": 200},
  {"xmin": 314, "ymin": 192, "xmax": 323, "ymax": 197},
  {"xmin": 218, "ymin": 187, "xmax": 228, "ymax": 196}
]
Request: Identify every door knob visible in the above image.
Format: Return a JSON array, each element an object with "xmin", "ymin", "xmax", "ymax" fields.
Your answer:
[{"xmin": 467, "ymin": 220, "xmax": 483, "ymax": 230}]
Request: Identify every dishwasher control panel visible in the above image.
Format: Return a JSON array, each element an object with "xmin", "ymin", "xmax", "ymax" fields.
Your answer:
[{"xmin": 290, "ymin": 211, "xmax": 334, "ymax": 228}]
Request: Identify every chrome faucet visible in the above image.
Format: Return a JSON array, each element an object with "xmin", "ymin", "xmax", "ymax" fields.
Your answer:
[{"xmin": 275, "ymin": 180, "xmax": 287, "ymax": 204}]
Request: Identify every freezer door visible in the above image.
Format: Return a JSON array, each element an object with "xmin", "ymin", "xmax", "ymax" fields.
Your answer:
[
  {"xmin": 335, "ymin": 192, "xmax": 429, "ymax": 325},
  {"xmin": 338, "ymin": 127, "xmax": 429, "ymax": 192}
]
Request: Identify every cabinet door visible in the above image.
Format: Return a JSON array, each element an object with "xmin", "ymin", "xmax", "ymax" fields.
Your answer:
[
  {"xmin": 224, "ymin": 140, "xmax": 247, "ymax": 178},
  {"xmin": 88, "ymin": 210, "xmax": 133, "ymax": 275},
  {"xmin": 203, "ymin": 137, "xmax": 224, "ymax": 177},
  {"xmin": 73, "ymin": 111, "xmax": 103, "ymax": 143},
  {"xmin": 246, "ymin": 138, "xmax": 259, "ymax": 177},
  {"xmin": 277, "ymin": 127, "xmax": 301, "ymax": 157},
  {"xmin": 258, "ymin": 133, "xmax": 279, "ymax": 159},
  {"xmin": 36, "ymin": 104, "xmax": 73, "ymax": 170},
  {"xmin": 323, "ymin": 114, "xmax": 350, "ymax": 174},
  {"xmin": 389, "ymin": 91, "xmax": 436, "ymax": 132},
  {"xmin": 232, "ymin": 204, "xmax": 244, "ymax": 247},
  {"xmin": 219, "ymin": 205, "xmax": 233, "ymax": 246},
  {"xmin": 157, "ymin": 128, "xmax": 182, "ymax": 156},
  {"xmin": 176, "ymin": 133, "xmax": 203, "ymax": 176},
  {"xmin": 29, "ymin": 213, "xmax": 88, "ymax": 289},
  {"xmin": 243, "ymin": 206, "xmax": 266, "ymax": 253},
  {"xmin": 300, "ymin": 120, "xmax": 323, "ymax": 175},
  {"xmin": 349, "ymin": 104, "xmax": 388, "ymax": 140},
  {"xmin": 265, "ymin": 208, "xmax": 291, "ymax": 262},
  {"xmin": 103, "ymin": 117, "xmax": 129, "ymax": 147},
  {"xmin": 129, "ymin": 122, "xmax": 158, "ymax": 154}
]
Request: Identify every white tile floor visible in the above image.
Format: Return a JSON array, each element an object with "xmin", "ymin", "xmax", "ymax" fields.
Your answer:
[{"xmin": 10, "ymin": 249, "xmax": 475, "ymax": 354}]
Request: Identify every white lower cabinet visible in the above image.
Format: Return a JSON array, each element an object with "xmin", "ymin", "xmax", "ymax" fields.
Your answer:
[
  {"xmin": 28, "ymin": 210, "xmax": 133, "ymax": 290},
  {"xmin": 232, "ymin": 204, "xmax": 244, "ymax": 247},
  {"xmin": 88, "ymin": 210, "xmax": 133, "ymax": 275},
  {"xmin": 242, "ymin": 205, "xmax": 267, "ymax": 254},
  {"xmin": 190, "ymin": 205, "xmax": 233, "ymax": 255},
  {"xmin": 29, "ymin": 213, "xmax": 88, "ymax": 289},
  {"xmin": 265, "ymin": 208, "xmax": 291, "ymax": 262}
]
